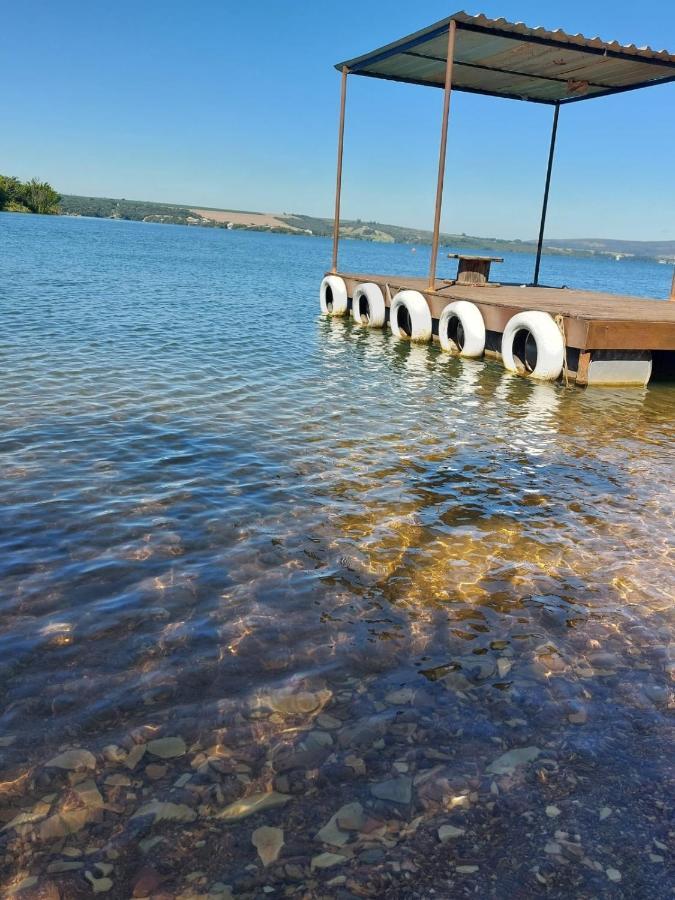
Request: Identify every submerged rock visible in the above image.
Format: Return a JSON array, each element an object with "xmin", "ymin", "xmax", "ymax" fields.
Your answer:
[
  {"xmin": 497, "ymin": 659, "xmax": 512, "ymax": 678},
  {"xmin": 336, "ymin": 802, "xmax": 365, "ymax": 831},
  {"xmin": 39, "ymin": 808, "xmax": 95, "ymax": 841},
  {"xmin": 73, "ymin": 779, "xmax": 104, "ymax": 809},
  {"xmin": 47, "ymin": 860, "xmax": 84, "ymax": 873},
  {"xmin": 131, "ymin": 866, "xmax": 162, "ymax": 897},
  {"xmin": 85, "ymin": 871, "xmax": 113, "ymax": 893},
  {"xmin": 370, "ymin": 777, "xmax": 412, "ymax": 805},
  {"xmin": 131, "ymin": 801, "xmax": 197, "ymax": 823},
  {"xmin": 102, "ymin": 744, "xmax": 127, "ymax": 763},
  {"xmin": 45, "ymin": 749, "xmax": 96, "ymax": 771},
  {"xmin": 385, "ymin": 687, "xmax": 415, "ymax": 705},
  {"xmin": 252, "ymin": 825, "xmax": 284, "ymax": 866},
  {"xmin": 438, "ymin": 824, "xmax": 465, "ymax": 842},
  {"xmin": 105, "ymin": 773, "xmax": 131, "ymax": 787},
  {"xmin": 311, "ymin": 852, "xmax": 346, "ymax": 870},
  {"xmin": 487, "ymin": 746, "xmax": 542, "ymax": 775},
  {"xmin": 259, "ymin": 688, "xmax": 332, "ymax": 717},
  {"xmin": 316, "ymin": 802, "xmax": 364, "ymax": 847},
  {"xmin": 125, "ymin": 744, "xmax": 147, "ymax": 770},
  {"xmin": 316, "ymin": 812, "xmax": 349, "ymax": 848},
  {"xmin": 2, "ymin": 799, "xmax": 53, "ymax": 832},
  {"xmin": 146, "ymin": 736, "xmax": 186, "ymax": 759},
  {"xmin": 217, "ymin": 791, "xmax": 291, "ymax": 821}
]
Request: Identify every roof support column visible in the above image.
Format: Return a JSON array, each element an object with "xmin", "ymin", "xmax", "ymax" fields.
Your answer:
[
  {"xmin": 428, "ymin": 20, "xmax": 457, "ymax": 289},
  {"xmin": 533, "ymin": 101, "xmax": 560, "ymax": 286},
  {"xmin": 331, "ymin": 66, "xmax": 349, "ymax": 273}
]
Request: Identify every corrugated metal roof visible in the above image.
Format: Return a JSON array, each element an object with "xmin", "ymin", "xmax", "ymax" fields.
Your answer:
[{"xmin": 336, "ymin": 11, "xmax": 675, "ymax": 104}]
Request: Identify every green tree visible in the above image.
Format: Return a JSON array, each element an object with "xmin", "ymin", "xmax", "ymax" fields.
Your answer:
[
  {"xmin": 21, "ymin": 178, "xmax": 60, "ymax": 214},
  {"xmin": 0, "ymin": 175, "xmax": 25, "ymax": 210}
]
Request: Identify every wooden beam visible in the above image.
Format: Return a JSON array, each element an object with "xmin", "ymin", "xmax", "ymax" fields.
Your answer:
[
  {"xmin": 331, "ymin": 67, "xmax": 349, "ymax": 273},
  {"xmin": 576, "ymin": 351, "xmax": 592, "ymax": 386},
  {"xmin": 670, "ymin": 267, "xmax": 675, "ymax": 300},
  {"xmin": 428, "ymin": 21, "xmax": 457, "ymax": 289}
]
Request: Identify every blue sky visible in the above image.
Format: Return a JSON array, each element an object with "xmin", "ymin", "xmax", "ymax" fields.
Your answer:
[{"xmin": 2, "ymin": 1, "xmax": 674, "ymax": 240}]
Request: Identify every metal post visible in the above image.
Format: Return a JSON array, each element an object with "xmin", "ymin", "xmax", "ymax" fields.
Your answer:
[
  {"xmin": 670, "ymin": 267, "xmax": 675, "ymax": 300},
  {"xmin": 428, "ymin": 20, "xmax": 457, "ymax": 289},
  {"xmin": 331, "ymin": 66, "xmax": 348, "ymax": 273},
  {"xmin": 533, "ymin": 102, "xmax": 560, "ymax": 286}
]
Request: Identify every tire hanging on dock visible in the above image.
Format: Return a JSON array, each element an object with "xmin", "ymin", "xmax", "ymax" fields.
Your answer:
[
  {"xmin": 319, "ymin": 276, "xmax": 349, "ymax": 316},
  {"xmin": 501, "ymin": 310, "xmax": 565, "ymax": 380},
  {"xmin": 438, "ymin": 301, "xmax": 486, "ymax": 358},
  {"xmin": 352, "ymin": 283, "xmax": 386, "ymax": 327},
  {"xmin": 390, "ymin": 291, "xmax": 432, "ymax": 343}
]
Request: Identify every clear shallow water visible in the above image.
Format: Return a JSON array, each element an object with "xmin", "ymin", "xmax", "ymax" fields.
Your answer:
[{"xmin": 0, "ymin": 213, "xmax": 673, "ymax": 899}]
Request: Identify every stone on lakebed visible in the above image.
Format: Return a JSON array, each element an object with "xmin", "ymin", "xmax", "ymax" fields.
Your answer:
[
  {"xmin": 217, "ymin": 791, "xmax": 291, "ymax": 821},
  {"xmin": 145, "ymin": 736, "xmax": 186, "ymax": 759},
  {"xmin": 45, "ymin": 749, "xmax": 96, "ymax": 771},
  {"xmin": 370, "ymin": 777, "xmax": 412, "ymax": 805},
  {"xmin": 487, "ymin": 746, "xmax": 542, "ymax": 776}
]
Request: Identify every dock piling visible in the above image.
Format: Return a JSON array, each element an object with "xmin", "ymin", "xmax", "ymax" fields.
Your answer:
[
  {"xmin": 428, "ymin": 21, "xmax": 457, "ymax": 290},
  {"xmin": 331, "ymin": 66, "xmax": 349, "ymax": 274}
]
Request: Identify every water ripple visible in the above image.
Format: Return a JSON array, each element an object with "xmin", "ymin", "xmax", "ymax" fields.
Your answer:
[{"xmin": 0, "ymin": 214, "xmax": 672, "ymax": 898}]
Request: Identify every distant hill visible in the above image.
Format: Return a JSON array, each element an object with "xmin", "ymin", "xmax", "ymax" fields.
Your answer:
[
  {"xmin": 543, "ymin": 237, "xmax": 675, "ymax": 261},
  {"xmin": 58, "ymin": 194, "xmax": 675, "ymax": 263}
]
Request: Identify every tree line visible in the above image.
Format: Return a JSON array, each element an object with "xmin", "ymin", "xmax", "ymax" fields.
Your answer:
[{"xmin": 0, "ymin": 175, "xmax": 60, "ymax": 215}]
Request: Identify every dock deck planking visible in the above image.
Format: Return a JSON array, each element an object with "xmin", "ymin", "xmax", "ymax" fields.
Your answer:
[{"xmin": 336, "ymin": 272, "xmax": 675, "ymax": 355}]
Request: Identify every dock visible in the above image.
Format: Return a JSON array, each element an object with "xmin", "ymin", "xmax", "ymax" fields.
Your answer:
[
  {"xmin": 330, "ymin": 272, "xmax": 675, "ymax": 386},
  {"xmin": 321, "ymin": 12, "xmax": 675, "ymax": 387}
]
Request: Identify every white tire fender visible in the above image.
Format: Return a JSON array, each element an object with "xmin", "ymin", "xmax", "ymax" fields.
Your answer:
[
  {"xmin": 501, "ymin": 310, "xmax": 564, "ymax": 380},
  {"xmin": 390, "ymin": 290, "xmax": 432, "ymax": 343},
  {"xmin": 319, "ymin": 275, "xmax": 348, "ymax": 316},
  {"xmin": 438, "ymin": 300, "xmax": 485, "ymax": 357},
  {"xmin": 352, "ymin": 283, "xmax": 386, "ymax": 327}
]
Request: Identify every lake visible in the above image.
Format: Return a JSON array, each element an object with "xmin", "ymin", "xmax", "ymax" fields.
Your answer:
[{"xmin": 0, "ymin": 212, "xmax": 673, "ymax": 899}]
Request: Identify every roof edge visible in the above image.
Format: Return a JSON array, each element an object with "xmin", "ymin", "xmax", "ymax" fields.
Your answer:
[{"xmin": 335, "ymin": 10, "xmax": 675, "ymax": 73}]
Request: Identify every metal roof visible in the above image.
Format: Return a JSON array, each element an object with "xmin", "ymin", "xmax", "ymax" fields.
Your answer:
[{"xmin": 336, "ymin": 11, "xmax": 675, "ymax": 104}]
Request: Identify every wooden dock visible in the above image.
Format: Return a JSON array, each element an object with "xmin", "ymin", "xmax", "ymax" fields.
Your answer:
[
  {"xmin": 334, "ymin": 271, "xmax": 675, "ymax": 385},
  {"xmin": 325, "ymin": 14, "xmax": 675, "ymax": 387}
]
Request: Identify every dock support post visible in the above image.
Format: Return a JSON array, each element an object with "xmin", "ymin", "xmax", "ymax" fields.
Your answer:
[
  {"xmin": 428, "ymin": 20, "xmax": 457, "ymax": 289},
  {"xmin": 576, "ymin": 351, "xmax": 591, "ymax": 386},
  {"xmin": 533, "ymin": 102, "xmax": 560, "ymax": 287},
  {"xmin": 331, "ymin": 66, "xmax": 349, "ymax": 274}
]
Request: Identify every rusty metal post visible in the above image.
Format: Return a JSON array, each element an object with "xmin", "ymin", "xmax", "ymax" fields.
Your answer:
[
  {"xmin": 331, "ymin": 66, "xmax": 349, "ymax": 273},
  {"xmin": 533, "ymin": 102, "xmax": 560, "ymax": 286},
  {"xmin": 428, "ymin": 20, "xmax": 457, "ymax": 289},
  {"xmin": 670, "ymin": 266, "xmax": 675, "ymax": 300}
]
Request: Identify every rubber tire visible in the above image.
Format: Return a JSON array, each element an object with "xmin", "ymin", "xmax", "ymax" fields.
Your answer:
[
  {"xmin": 501, "ymin": 310, "xmax": 564, "ymax": 380},
  {"xmin": 352, "ymin": 283, "xmax": 386, "ymax": 327},
  {"xmin": 319, "ymin": 275, "xmax": 348, "ymax": 316},
  {"xmin": 390, "ymin": 290, "xmax": 432, "ymax": 343},
  {"xmin": 438, "ymin": 301, "xmax": 485, "ymax": 358}
]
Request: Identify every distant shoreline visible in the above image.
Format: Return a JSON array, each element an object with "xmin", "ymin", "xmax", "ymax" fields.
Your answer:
[{"xmin": 19, "ymin": 193, "xmax": 675, "ymax": 264}]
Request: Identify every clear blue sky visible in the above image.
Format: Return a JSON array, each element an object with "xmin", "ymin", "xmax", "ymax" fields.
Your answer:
[{"xmin": 2, "ymin": 0, "xmax": 674, "ymax": 240}]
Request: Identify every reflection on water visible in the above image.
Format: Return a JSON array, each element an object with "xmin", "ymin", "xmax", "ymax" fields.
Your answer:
[{"xmin": 0, "ymin": 214, "xmax": 673, "ymax": 899}]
